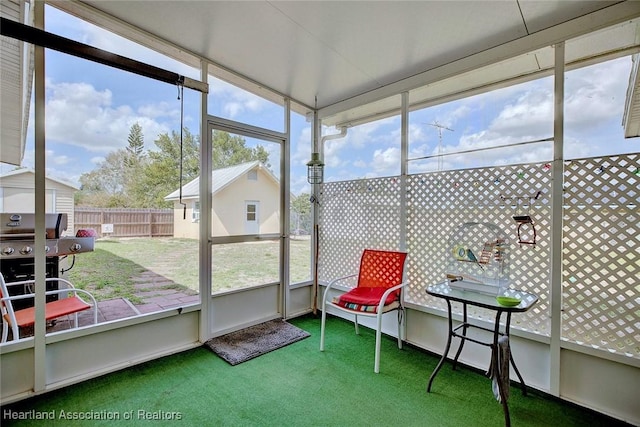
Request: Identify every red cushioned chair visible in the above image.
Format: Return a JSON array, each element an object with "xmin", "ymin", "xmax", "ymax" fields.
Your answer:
[
  {"xmin": 320, "ymin": 249, "xmax": 408, "ymax": 373},
  {"xmin": 1, "ymin": 274, "xmax": 98, "ymax": 343}
]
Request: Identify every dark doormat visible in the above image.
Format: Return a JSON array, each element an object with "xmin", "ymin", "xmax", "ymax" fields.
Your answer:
[{"xmin": 204, "ymin": 319, "xmax": 310, "ymax": 366}]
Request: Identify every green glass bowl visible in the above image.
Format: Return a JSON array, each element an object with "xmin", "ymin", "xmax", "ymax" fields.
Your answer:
[{"xmin": 496, "ymin": 296, "xmax": 521, "ymax": 307}]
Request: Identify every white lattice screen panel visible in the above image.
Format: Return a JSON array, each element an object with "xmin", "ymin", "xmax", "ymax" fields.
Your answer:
[
  {"xmin": 318, "ymin": 177, "xmax": 403, "ymax": 284},
  {"xmin": 319, "ymin": 163, "xmax": 553, "ymax": 335},
  {"xmin": 405, "ymin": 163, "xmax": 552, "ymax": 333},
  {"xmin": 562, "ymin": 154, "xmax": 639, "ymax": 357},
  {"xmin": 318, "ymin": 155, "xmax": 639, "ymax": 359}
]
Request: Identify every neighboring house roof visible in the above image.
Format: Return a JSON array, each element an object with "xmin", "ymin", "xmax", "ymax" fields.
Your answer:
[
  {"xmin": 0, "ymin": 168, "xmax": 80, "ymax": 190},
  {"xmin": 164, "ymin": 161, "xmax": 279, "ymax": 201}
]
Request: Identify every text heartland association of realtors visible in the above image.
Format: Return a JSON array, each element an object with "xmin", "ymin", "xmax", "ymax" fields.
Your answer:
[{"xmin": 2, "ymin": 409, "xmax": 183, "ymax": 421}]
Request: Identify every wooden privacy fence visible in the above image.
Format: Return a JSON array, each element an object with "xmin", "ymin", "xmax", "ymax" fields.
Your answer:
[{"xmin": 74, "ymin": 207, "xmax": 173, "ymax": 238}]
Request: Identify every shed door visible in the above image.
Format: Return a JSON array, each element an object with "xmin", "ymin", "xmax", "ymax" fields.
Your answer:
[{"xmin": 244, "ymin": 201, "xmax": 259, "ymax": 234}]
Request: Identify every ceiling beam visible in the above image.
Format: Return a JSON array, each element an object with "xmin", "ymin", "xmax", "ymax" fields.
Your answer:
[
  {"xmin": 318, "ymin": 1, "xmax": 640, "ymax": 121},
  {"xmin": 50, "ymin": 0, "xmax": 314, "ymax": 116},
  {"xmin": 329, "ymin": 44, "xmax": 640, "ymax": 129},
  {"xmin": 0, "ymin": 17, "xmax": 209, "ymax": 93}
]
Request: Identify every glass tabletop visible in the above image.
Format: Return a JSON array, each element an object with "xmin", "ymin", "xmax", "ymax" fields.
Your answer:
[{"xmin": 426, "ymin": 282, "xmax": 538, "ymax": 312}]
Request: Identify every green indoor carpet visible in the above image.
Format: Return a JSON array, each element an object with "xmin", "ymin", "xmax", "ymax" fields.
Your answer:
[{"xmin": 1, "ymin": 315, "xmax": 632, "ymax": 427}]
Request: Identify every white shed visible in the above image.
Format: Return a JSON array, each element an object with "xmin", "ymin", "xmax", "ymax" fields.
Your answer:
[
  {"xmin": 165, "ymin": 161, "xmax": 281, "ymax": 239},
  {"xmin": 0, "ymin": 169, "xmax": 79, "ymax": 236}
]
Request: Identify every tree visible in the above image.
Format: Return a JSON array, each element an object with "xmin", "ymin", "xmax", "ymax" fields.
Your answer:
[
  {"xmin": 212, "ymin": 130, "xmax": 270, "ymax": 169},
  {"xmin": 124, "ymin": 123, "xmax": 147, "ymax": 199},
  {"xmin": 76, "ymin": 123, "xmax": 151, "ymax": 207},
  {"xmin": 290, "ymin": 193, "xmax": 312, "ymax": 234},
  {"xmin": 126, "ymin": 122, "xmax": 144, "ymax": 158},
  {"xmin": 135, "ymin": 129, "xmax": 271, "ymax": 207},
  {"xmin": 76, "ymin": 127, "xmax": 273, "ymax": 208},
  {"xmin": 133, "ymin": 127, "xmax": 200, "ymax": 207},
  {"xmin": 77, "ymin": 150, "xmax": 133, "ymax": 207},
  {"xmin": 77, "ymin": 124, "xmax": 149, "ymax": 207}
]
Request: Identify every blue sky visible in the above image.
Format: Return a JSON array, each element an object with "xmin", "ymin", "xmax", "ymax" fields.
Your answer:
[{"xmin": 2, "ymin": 5, "xmax": 637, "ymax": 196}]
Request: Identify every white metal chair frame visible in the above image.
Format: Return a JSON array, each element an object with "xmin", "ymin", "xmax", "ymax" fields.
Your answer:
[
  {"xmin": 320, "ymin": 264, "xmax": 407, "ymax": 374},
  {"xmin": 1, "ymin": 276, "xmax": 98, "ymax": 343}
]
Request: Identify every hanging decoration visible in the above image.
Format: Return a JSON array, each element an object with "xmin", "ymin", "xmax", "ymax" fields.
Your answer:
[{"xmin": 500, "ymin": 191, "xmax": 542, "ymax": 246}]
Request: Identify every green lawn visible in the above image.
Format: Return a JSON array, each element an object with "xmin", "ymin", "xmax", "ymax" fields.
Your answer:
[{"xmin": 68, "ymin": 237, "xmax": 311, "ymax": 301}]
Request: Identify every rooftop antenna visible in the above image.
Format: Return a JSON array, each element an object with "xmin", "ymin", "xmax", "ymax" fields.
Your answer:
[{"xmin": 428, "ymin": 121, "xmax": 454, "ymax": 171}]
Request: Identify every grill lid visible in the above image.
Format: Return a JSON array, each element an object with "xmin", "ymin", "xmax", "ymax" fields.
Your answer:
[{"xmin": 0, "ymin": 213, "xmax": 68, "ymax": 239}]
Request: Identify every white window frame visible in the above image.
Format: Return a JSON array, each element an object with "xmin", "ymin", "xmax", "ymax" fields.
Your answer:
[{"xmin": 192, "ymin": 200, "xmax": 200, "ymax": 222}]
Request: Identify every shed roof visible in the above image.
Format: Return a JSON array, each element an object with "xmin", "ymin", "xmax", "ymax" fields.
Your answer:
[
  {"xmin": 164, "ymin": 161, "xmax": 278, "ymax": 201},
  {"xmin": 0, "ymin": 168, "xmax": 80, "ymax": 191}
]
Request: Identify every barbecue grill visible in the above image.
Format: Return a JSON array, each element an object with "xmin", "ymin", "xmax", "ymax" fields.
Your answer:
[{"xmin": 0, "ymin": 213, "xmax": 95, "ymax": 310}]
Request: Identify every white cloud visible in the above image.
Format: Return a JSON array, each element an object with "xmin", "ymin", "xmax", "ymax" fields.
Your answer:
[
  {"xmin": 564, "ymin": 58, "xmax": 629, "ymax": 130},
  {"xmin": 425, "ymin": 106, "xmax": 472, "ymax": 131},
  {"xmin": 323, "ymin": 138, "xmax": 349, "ymax": 168},
  {"xmin": 46, "ymin": 167, "xmax": 82, "ymax": 188},
  {"xmin": 563, "ymin": 135, "xmax": 593, "ymax": 159},
  {"xmin": 224, "ymin": 102, "xmax": 243, "ymax": 118},
  {"xmin": 345, "ymin": 119, "xmax": 394, "ymax": 149},
  {"xmin": 291, "ymin": 175, "xmax": 311, "ymax": 196},
  {"xmin": 431, "ymin": 58, "xmax": 631, "ymax": 167},
  {"xmin": 209, "ymin": 78, "xmax": 271, "ymax": 119},
  {"xmin": 321, "ymin": 126, "xmax": 350, "ymax": 168},
  {"xmin": 489, "ymin": 89, "xmax": 553, "ymax": 138},
  {"xmin": 16, "ymin": 148, "xmax": 81, "ymax": 186},
  {"xmin": 137, "ymin": 102, "xmax": 179, "ymax": 120},
  {"xmin": 353, "ymin": 159, "xmax": 367, "ymax": 168},
  {"xmin": 292, "ymin": 126, "xmax": 312, "ymax": 166},
  {"xmin": 450, "ymin": 105, "xmax": 472, "ymax": 123},
  {"xmin": 408, "ymin": 123, "xmax": 427, "ymax": 144},
  {"xmin": 448, "ymin": 130, "xmax": 552, "ymax": 167},
  {"xmin": 371, "ymin": 147, "xmax": 400, "ymax": 173},
  {"xmin": 323, "ymin": 118, "xmax": 399, "ymax": 170},
  {"xmin": 47, "ymin": 150, "xmax": 71, "ymax": 166},
  {"xmin": 45, "ymin": 79, "xmax": 171, "ymax": 153}
]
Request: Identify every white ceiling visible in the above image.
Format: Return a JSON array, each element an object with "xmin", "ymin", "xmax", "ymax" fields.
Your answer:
[
  {"xmin": 69, "ymin": 1, "xmax": 639, "ymax": 120},
  {"xmin": 27, "ymin": 0, "xmax": 640, "ymax": 127},
  {"xmin": 3, "ymin": 1, "xmax": 636, "ymax": 166}
]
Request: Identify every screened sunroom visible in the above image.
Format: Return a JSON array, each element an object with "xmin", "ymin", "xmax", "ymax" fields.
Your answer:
[{"xmin": 0, "ymin": 1, "xmax": 639, "ymax": 425}]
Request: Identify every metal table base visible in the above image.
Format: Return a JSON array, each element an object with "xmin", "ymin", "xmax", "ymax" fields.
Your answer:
[{"xmin": 426, "ymin": 283, "xmax": 538, "ymax": 427}]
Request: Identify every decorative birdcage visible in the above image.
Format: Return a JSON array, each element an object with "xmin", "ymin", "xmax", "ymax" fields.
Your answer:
[{"xmin": 446, "ymin": 222, "xmax": 510, "ymax": 295}]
